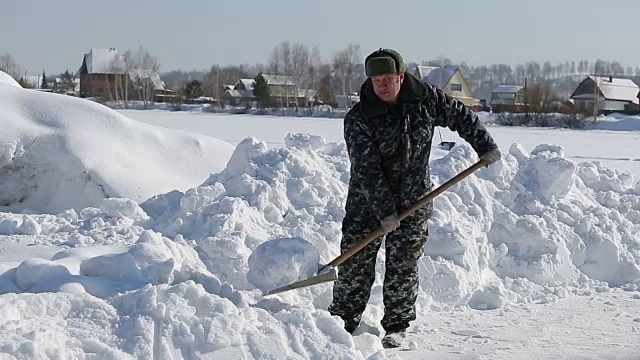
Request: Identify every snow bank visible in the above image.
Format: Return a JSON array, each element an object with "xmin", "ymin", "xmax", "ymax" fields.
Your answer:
[
  {"xmin": 143, "ymin": 134, "xmax": 640, "ymax": 307},
  {"xmin": 0, "ymin": 71, "xmax": 234, "ymax": 214},
  {"xmin": 0, "ymin": 71, "xmax": 21, "ymax": 87},
  {"xmin": 2, "ymin": 129, "xmax": 640, "ymax": 358},
  {"xmin": 586, "ymin": 114, "xmax": 640, "ymax": 131}
]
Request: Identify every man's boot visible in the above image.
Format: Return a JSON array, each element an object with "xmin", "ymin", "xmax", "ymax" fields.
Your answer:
[{"xmin": 381, "ymin": 330, "xmax": 406, "ymax": 348}]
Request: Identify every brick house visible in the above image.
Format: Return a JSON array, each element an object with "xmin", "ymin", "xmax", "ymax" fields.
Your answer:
[
  {"xmin": 77, "ymin": 48, "xmax": 176, "ymax": 102},
  {"xmin": 77, "ymin": 48, "xmax": 127, "ymax": 99}
]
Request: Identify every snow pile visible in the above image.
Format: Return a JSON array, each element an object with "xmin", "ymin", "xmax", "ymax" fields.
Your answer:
[
  {"xmin": 142, "ymin": 133, "xmax": 348, "ymax": 294},
  {"xmin": 0, "ymin": 71, "xmax": 21, "ymax": 87},
  {"xmin": 0, "ymin": 73, "xmax": 234, "ymax": 214},
  {"xmin": 247, "ymin": 237, "xmax": 321, "ymax": 292},
  {"xmin": 1, "ymin": 130, "xmax": 639, "ymax": 358},
  {"xmin": 142, "ymin": 135, "xmax": 640, "ymax": 309},
  {"xmin": 587, "ymin": 113, "xmax": 640, "ymax": 131},
  {"xmin": 0, "ymin": 199, "xmax": 376, "ymax": 359}
]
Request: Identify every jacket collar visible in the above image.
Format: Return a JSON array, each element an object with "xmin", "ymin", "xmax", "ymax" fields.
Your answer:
[{"xmin": 359, "ymin": 72, "xmax": 427, "ymax": 119}]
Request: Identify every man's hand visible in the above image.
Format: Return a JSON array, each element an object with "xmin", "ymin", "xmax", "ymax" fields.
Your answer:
[
  {"xmin": 381, "ymin": 213, "xmax": 400, "ymax": 233},
  {"xmin": 480, "ymin": 148, "xmax": 501, "ymax": 167}
]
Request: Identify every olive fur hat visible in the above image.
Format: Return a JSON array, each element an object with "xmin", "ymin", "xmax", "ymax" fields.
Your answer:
[{"xmin": 364, "ymin": 48, "xmax": 406, "ymax": 77}]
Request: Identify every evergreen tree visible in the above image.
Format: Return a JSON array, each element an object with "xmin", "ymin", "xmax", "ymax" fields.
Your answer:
[
  {"xmin": 41, "ymin": 70, "xmax": 48, "ymax": 89},
  {"xmin": 317, "ymin": 73, "xmax": 335, "ymax": 106},
  {"xmin": 252, "ymin": 73, "xmax": 270, "ymax": 108},
  {"xmin": 60, "ymin": 69, "xmax": 75, "ymax": 94},
  {"xmin": 182, "ymin": 80, "xmax": 203, "ymax": 100}
]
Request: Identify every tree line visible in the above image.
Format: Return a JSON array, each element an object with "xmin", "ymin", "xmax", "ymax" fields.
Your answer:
[
  {"xmin": 3, "ymin": 44, "xmax": 639, "ymax": 108},
  {"xmin": 163, "ymin": 43, "xmax": 640, "ymax": 107}
]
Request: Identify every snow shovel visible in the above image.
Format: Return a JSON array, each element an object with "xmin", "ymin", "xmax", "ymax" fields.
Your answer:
[
  {"xmin": 264, "ymin": 159, "xmax": 488, "ymax": 296},
  {"xmin": 437, "ymin": 127, "xmax": 456, "ymax": 150}
]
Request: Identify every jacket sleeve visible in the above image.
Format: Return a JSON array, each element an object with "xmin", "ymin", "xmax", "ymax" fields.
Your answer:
[
  {"xmin": 344, "ymin": 111, "xmax": 397, "ymax": 222},
  {"xmin": 429, "ymin": 85, "xmax": 498, "ymax": 156}
]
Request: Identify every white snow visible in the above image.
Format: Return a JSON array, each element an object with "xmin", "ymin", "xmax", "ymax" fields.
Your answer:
[
  {"xmin": 0, "ymin": 79, "xmax": 234, "ymax": 214},
  {"xmin": 1, "ymin": 70, "xmax": 640, "ymax": 359},
  {"xmin": 247, "ymin": 237, "xmax": 321, "ymax": 293}
]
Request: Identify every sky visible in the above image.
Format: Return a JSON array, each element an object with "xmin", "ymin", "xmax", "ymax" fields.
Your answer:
[{"xmin": 2, "ymin": 0, "xmax": 640, "ymax": 75}]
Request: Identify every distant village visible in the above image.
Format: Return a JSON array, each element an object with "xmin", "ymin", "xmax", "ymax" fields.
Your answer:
[{"xmin": 13, "ymin": 47, "xmax": 640, "ymax": 117}]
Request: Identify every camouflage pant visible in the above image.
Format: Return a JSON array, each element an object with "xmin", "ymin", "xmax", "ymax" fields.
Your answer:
[{"xmin": 328, "ymin": 202, "xmax": 431, "ymax": 333}]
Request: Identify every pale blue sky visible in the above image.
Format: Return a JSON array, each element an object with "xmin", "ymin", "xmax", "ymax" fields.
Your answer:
[{"xmin": 2, "ymin": 0, "xmax": 639, "ymax": 75}]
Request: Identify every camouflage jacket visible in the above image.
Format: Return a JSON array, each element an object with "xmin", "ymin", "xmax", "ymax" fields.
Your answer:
[{"xmin": 343, "ymin": 72, "xmax": 497, "ymax": 222}]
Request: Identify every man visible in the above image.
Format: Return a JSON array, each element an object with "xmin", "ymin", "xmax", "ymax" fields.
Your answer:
[{"xmin": 328, "ymin": 48, "xmax": 501, "ymax": 348}]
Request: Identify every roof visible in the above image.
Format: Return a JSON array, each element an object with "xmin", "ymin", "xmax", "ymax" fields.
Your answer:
[
  {"xmin": 492, "ymin": 85, "xmax": 523, "ymax": 94},
  {"xmin": 81, "ymin": 48, "xmax": 126, "ymax": 74},
  {"xmin": 262, "ymin": 74, "xmax": 294, "ymax": 86},
  {"xmin": 237, "ymin": 79, "xmax": 255, "ymax": 90},
  {"xmin": 416, "ymin": 66, "xmax": 459, "ymax": 88},
  {"xmin": 414, "ymin": 66, "xmax": 438, "ymax": 80},
  {"xmin": 573, "ymin": 76, "xmax": 640, "ymax": 103}
]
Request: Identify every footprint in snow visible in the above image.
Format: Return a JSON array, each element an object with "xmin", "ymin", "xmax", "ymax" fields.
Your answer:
[{"xmin": 451, "ymin": 329, "xmax": 488, "ymax": 338}]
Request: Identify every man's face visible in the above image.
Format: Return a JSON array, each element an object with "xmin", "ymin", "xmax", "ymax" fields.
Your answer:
[{"xmin": 372, "ymin": 72, "xmax": 404, "ymax": 103}]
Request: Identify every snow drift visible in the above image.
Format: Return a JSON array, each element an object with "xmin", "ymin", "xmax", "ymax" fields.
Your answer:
[
  {"xmin": 143, "ymin": 135, "xmax": 640, "ymax": 306},
  {"xmin": 0, "ymin": 71, "xmax": 234, "ymax": 214},
  {"xmin": 1, "ymin": 131, "xmax": 639, "ymax": 358}
]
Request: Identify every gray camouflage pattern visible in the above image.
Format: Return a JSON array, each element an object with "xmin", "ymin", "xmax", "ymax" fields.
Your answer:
[{"xmin": 329, "ymin": 72, "xmax": 497, "ymax": 333}]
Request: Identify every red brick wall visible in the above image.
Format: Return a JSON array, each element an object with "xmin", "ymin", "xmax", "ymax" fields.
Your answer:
[{"xmin": 80, "ymin": 73, "xmax": 128, "ymax": 99}]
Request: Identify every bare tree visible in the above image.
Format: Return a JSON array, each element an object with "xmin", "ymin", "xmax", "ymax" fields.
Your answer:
[
  {"xmin": 106, "ymin": 53, "xmax": 127, "ymax": 105},
  {"xmin": 204, "ymin": 65, "xmax": 252, "ymax": 101},
  {"xmin": 304, "ymin": 46, "xmax": 322, "ymax": 108},
  {"xmin": 0, "ymin": 54, "xmax": 22, "ymax": 80},
  {"xmin": 289, "ymin": 43, "xmax": 311, "ymax": 110},
  {"xmin": 333, "ymin": 43, "xmax": 361, "ymax": 106},
  {"xmin": 269, "ymin": 41, "xmax": 296, "ymax": 108},
  {"xmin": 127, "ymin": 47, "xmax": 160, "ymax": 108}
]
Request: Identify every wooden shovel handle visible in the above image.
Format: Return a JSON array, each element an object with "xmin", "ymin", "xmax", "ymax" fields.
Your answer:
[{"xmin": 327, "ymin": 159, "xmax": 487, "ymax": 268}]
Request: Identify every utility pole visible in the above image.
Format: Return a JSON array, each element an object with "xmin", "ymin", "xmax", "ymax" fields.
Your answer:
[
  {"xmin": 593, "ymin": 65, "xmax": 598, "ymax": 123},
  {"xmin": 524, "ymin": 77, "xmax": 528, "ymax": 121},
  {"xmin": 216, "ymin": 65, "xmax": 221, "ymax": 110}
]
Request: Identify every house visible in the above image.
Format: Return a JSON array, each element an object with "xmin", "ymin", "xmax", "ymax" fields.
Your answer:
[
  {"xmin": 77, "ymin": 48, "xmax": 127, "ymax": 99},
  {"xmin": 77, "ymin": 48, "xmax": 175, "ymax": 102},
  {"xmin": 234, "ymin": 79, "xmax": 255, "ymax": 91},
  {"xmin": 225, "ymin": 74, "xmax": 316, "ymax": 108},
  {"xmin": 491, "ymin": 85, "xmax": 525, "ymax": 105},
  {"xmin": 262, "ymin": 74, "xmax": 297, "ymax": 106},
  {"xmin": 222, "ymin": 89, "xmax": 255, "ymax": 107},
  {"xmin": 490, "ymin": 85, "xmax": 526, "ymax": 112},
  {"xmin": 570, "ymin": 76, "xmax": 640, "ymax": 114},
  {"xmin": 412, "ymin": 65, "xmax": 479, "ymax": 106}
]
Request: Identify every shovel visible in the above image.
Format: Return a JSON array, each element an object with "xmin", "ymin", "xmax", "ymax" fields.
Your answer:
[
  {"xmin": 437, "ymin": 127, "xmax": 456, "ymax": 151},
  {"xmin": 264, "ymin": 159, "xmax": 488, "ymax": 296}
]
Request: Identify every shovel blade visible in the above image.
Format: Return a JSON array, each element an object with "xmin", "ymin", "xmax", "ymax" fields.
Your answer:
[
  {"xmin": 439, "ymin": 141, "xmax": 456, "ymax": 151},
  {"xmin": 264, "ymin": 267, "xmax": 338, "ymax": 296}
]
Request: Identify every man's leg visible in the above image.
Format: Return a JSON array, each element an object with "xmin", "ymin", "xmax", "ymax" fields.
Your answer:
[
  {"xmin": 381, "ymin": 211, "xmax": 429, "ymax": 333},
  {"xmin": 328, "ymin": 213, "xmax": 382, "ymax": 333}
]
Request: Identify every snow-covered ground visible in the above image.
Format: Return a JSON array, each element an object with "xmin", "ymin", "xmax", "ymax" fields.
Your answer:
[
  {"xmin": 1, "ymin": 72, "xmax": 640, "ymax": 359},
  {"xmin": 119, "ymin": 109, "xmax": 640, "ymax": 182}
]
